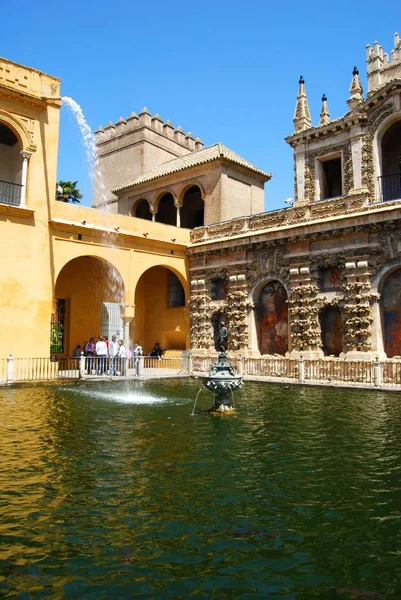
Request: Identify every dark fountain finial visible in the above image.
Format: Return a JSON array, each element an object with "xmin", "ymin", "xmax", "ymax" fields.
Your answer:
[
  {"xmin": 218, "ymin": 321, "xmax": 229, "ymax": 355},
  {"xmin": 203, "ymin": 321, "xmax": 243, "ymax": 415}
]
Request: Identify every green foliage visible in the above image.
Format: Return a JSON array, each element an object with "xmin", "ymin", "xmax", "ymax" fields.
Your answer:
[
  {"xmin": 50, "ymin": 321, "xmax": 64, "ymax": 354},
  {"xmin": 56, "ymin": 180, "xmax": 83, "ymax": 203}
]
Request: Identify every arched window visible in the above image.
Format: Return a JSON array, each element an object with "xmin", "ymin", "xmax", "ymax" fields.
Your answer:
[
  {"xmin": 167, "ymin": 271, "xmax": 185, "ymax": 307},
  {"xmin": 156, "ymin": 193, "xmax": 176, "ymax": 226},
  {"xmin": 180, "ymin": 185, "xmax": 204, "ymax": 229},
  {"xmin": 133, "ymin": 199, "xmax": 152, "ymax": 220},
  {"xmin": 319, "ymin": 306, "xmax": 343, "ymax": 356},
  {"xmin": 381, "ymin": 268, "xmax": 401, "ymax": 357},
  {"xmin": 0, "ymin": 122, "xmax": 23, "ymax": 206},
  {"xmin": 380, "ymin": 120, "xmax": 401, "ymax": 201},
  {"xmin": 257, "ymin": 281, "xmax": 288, "ymax": 355}
]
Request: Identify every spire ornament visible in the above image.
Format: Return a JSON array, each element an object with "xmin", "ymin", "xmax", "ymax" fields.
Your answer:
[
  {"xmin": 293, "ymin": 76, "xmax": 311, "ymax": 133},
  {"xmin": 347, "ymin": 66, "xmax": 363, "ymax": 110},
  {"xmin": 319, "ymin": 94, "xmax": 330, "ymax": 126}
]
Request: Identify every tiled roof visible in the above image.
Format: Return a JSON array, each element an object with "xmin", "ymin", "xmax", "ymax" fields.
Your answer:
[{"xmin": 113, "ymin": 143, "xmax": 272, "ymax": 192}]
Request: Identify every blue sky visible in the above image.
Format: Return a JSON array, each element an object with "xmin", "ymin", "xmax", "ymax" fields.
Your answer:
[{"xmin": 3, "ymin": 1, "xmax": 400, "ymax": 210}]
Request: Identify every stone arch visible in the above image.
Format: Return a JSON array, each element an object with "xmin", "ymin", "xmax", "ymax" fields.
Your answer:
[
  {"xmin": 319, "ymin": 305, "xmax": 343, "ymax": 356},
  {"xmin": 130, "ymin": 197, "xmax": 153, "ymax": 220},
  {"xmin": 249, "ymin": 274, "xmax": 290, "ymax": 303},
  {"xmin": 0, "ymin": 110, "xmax": 35, "ymax": 152},
  {"xmin": 154, "ymin": 191, "xmax": 176, "ymax": 226},
  {"xmin": 134, "ymin": 265, "xmax": 188, "ymax": 353},
  {"xmin": 179, "ymin": 184, "xmax": 204, "ymax": 229},
  {"xmin": 379, "ymin": 266, "xmax": 401, "ymax": 357},
  {"xmin": 254, "ymin": 279, "xmax": 289, "ymax": 356},
  {"xmin": 373, "ymin": 110, "xmax": 401, "ymax": 201},
  {"xmin": 54, "ymin": 255, "xmax": 125, "ymax": 356}
]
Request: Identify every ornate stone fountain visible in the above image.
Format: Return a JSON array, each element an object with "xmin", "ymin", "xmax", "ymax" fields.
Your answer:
[{"xmin": 203, "ymin": 322, "xmax": 243, "ymax": 414}]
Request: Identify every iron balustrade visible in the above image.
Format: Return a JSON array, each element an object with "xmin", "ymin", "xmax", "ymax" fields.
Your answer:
[
  {"xmin": 0, "ymin": 180, "xmax": 22, "ymax": 206},
  {"xmin": 378, "ymin": 171, "xmax": 401, "ymax": 202}
]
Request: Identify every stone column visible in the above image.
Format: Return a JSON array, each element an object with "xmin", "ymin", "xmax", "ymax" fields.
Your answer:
[
  {"xmin": 20, "ymin": 150, "xmax": 32, "ymax": 207},
  {"xmin": 176, "ymin": 204, "xmax": 181, "ymax": 228},
  {"xmin": 120, "ymin": 304, "xmax": 135, "ymax": 348},
  {"xmin": 294, "ymin": 145, "xmax": 307, "ymax": 204}
]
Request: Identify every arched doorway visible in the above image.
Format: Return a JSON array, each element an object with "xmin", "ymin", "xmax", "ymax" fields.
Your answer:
[
  {"xmin": 134, "ymin": 266, "xmax": 187, "ymax": 353},
  {"xmin": 156, "ymin": 193, "xmax": 176, "ymax": 226},
  {"xmin": 380, "ymin": 120, "xmax": 401, "ymax": 201},
  {"xmin": 180, "ymin": 186, "xmax": 204, "ymax": 229},
  {"xmin": 257, "ymin": 281, "xmax": 288, "ymax": 355},
  {"xmin": 132, "ymin": 199, "xmax": 152, "ymax": 220},
  {"xmin": 381, "ymin": 268, "xmax": 401, "ymax": 357},
  {"xmin": 319, "ymin": 306, "xmax": 343, "ymax": 356},
  {"xmin": 0, "ymin": 122, "xmax": 23, "ymax": 206},
  {"xmin": 55, "ymin": 257, "xmax": 124, "ymax": 356}
]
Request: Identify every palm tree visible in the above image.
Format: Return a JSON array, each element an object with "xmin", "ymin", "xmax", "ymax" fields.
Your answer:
[{"xmin": 56, "ymin": 181, "xmax": 83, "ymax": 203}]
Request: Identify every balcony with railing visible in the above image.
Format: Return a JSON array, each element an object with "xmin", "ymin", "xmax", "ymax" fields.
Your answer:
[
  {"xmin": 379, "ymin": 172, "xmax": 401, "ymax": 202},
  {"xmin": 0, "ymin": 179, "xmax": 22, "ymax": 206}
]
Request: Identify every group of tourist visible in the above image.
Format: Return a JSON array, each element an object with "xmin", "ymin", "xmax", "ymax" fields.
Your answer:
[{"xmin": 73, "ymin": 336, "xmax": 144, "ymax": 376}]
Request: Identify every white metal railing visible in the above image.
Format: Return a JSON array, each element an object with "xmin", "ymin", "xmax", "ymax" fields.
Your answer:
[
  {"xmin": 0, "ymin": 353, "xmax": 191, "ymax": 384},
  {"xmin": 192, "ymin": 355, "xmax": 401, "ymax": 389}
]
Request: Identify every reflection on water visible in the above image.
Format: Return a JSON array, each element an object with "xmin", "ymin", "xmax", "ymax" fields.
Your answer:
[{"xmin": 0, "ymin": 380, "xmax": 401, "ymax": 599}]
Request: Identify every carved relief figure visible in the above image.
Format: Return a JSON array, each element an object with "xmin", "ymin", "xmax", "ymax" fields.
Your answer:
[
  {"xmin": 382, "ymin": 269, "xmax": 401, "ymax": 357},
  {"xmin": 257, "ymin": 281, "xmax": 288, "ymax": 355}
]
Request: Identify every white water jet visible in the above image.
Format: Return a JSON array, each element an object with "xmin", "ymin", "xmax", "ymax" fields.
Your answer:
[
  {"xmin": 61, "ymin": 96, "xmax": 108, "ymax": 208},
  {"xmin": 61, "ymin": 97, "xmax": 123, "ymax": 308}
]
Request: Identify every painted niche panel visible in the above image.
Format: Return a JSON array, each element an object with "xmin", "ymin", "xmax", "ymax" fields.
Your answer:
[
  {"xmin": 257, "ymin": 281, "xmax": 288, "ymax": 356},
  {"xmin": 382, "ymin": 269, "xmax": 401, "ymax": 358},
  {"xmin": 319, "ymin": 306, "xmax": 343, "ymax": 356}
]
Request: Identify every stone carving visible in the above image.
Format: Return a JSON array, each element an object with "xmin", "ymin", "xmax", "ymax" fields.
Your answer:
[
  {"xmin": 305, "ymin": 142, "xmax": 353, "ymax": 202},
  {"xmin": 288, "ymin": 284, "xmax": 325, "ymax": 351},
  {"xmin": 341, "ymin": 281, "xmax": 379, "ymax": 352},
  {"xmin": 225, "ymin": 287, "xmax": 248, "ymax": 350},
  {"xmin": 361, "ymin": 103, "xmax": 393, "ymax": 198},
  {"xmin": 189, "ymin": 293, "xmax": 214, "ymax": 349}
]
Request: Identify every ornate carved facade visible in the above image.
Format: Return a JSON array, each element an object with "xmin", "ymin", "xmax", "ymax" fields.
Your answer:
[{"xmin": 188, "ymin": 31, "xmax": 401, "ymax": 359}]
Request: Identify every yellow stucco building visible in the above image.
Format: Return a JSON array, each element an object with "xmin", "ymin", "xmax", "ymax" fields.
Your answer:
[{"xmin": 0, "ymin": 57, "xmax": 191, "ymax": 357}]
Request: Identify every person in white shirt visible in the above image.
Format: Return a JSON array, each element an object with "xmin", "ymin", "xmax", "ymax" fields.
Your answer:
[
  {"xmin": 132, "ymin": 340, "xmax": 143, "ymax": 376},
  {"xmin": 95, "ymin": 336, "xmax": 108, "ymax": 374},
  {"xmin": 108, "ymin": 335, "xmax": 118, "ymax": 375},
  {"xmin": 117, "ymin": 339, "xmax": 126, "ymax": 376}
]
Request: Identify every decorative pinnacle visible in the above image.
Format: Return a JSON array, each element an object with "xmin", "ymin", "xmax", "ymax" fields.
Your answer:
[
  {"xmin": 293, "ymin": 75, "xmax": 311, "ymax": 133},
  {"xmin": 319, "ymin": 94, "xmax": 330, "ymax": 126},
  {"xmin": 347, "ymin": 65, "xmax": 363, "ymax": 111}
]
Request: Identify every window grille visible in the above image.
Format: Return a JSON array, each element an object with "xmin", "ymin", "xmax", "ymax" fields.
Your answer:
[{"xmin": 101, "ymin": 302, "xmax": 123, "ymax": 340}]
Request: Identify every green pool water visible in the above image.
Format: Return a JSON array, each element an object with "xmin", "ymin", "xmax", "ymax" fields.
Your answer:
[{"xmin": 0, "ymin": 379, "xmax": 400, "ymax": 599}]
